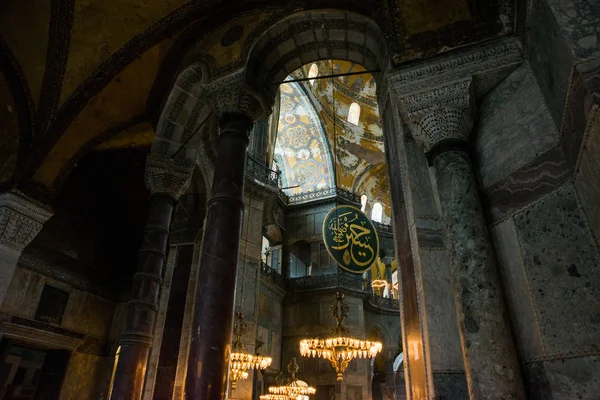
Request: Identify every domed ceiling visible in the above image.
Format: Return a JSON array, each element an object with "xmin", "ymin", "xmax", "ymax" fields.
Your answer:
[
  {"xmin": 0, "ymin": 0, "xmax": 510, "ymax": 204},
  {"xmin": 274, "ymin": 61, "xmax": 391, "ymax": 222},
  {"xmin": 274, "ymin": 81, "xmax": 335, "ymax": 195}
]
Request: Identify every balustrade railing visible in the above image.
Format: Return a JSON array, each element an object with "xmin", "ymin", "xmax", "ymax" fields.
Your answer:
[
  {"xmin": 260, "ymin": 262, "xmax": 285, "ymax": 287},
  {"xmin": 247, "ymin": 155, "xmax": 281, "ymax": 188},
  {"xmin": 368, "ymin": 294, "xmax": 400, "ymax": 310},
  {"xmin": 288, "ymin": 272, "xmax": 366, "ymax": 292}
]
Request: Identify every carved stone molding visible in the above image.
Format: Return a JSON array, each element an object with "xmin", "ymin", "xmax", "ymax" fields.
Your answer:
[
  {"xmin": 203, "ymin": 72, "xmax": 273, "ymax": 121},
  {"xmin": 0, "ymin": 192, "xmax": 53, "ymax": 252},
  {"xmin": 145, "ymin": 153, "xmax": 195, "ymax": 199},
  {"xmin": 387, "ymin": 37, "xmax": 522, "ymax": 96},
  {"xmin": 399, "ymin": 78, "xmax": 475, "ymax": 152},
  {"xmin": 379, "ymin": 37, "xmax": 522, "ymax": 108},
  {"xmin": 0, "ymin": 318, "xmax": 85, "ymax": 351}
]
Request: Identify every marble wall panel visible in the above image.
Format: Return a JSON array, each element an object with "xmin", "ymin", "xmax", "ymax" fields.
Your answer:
[
  {"xmin": 523, "ymin": 356, "xmax": 600, "ymax": 400},
  {"xmin": 404, "ymin": 141, "xmax": 437, "ymax": 218},
  {"xmin": 513, "ymin": 184, "xmax": 600, "ymax": 355},
  {"xmin": 61, "ymin": 352, "xmax": 109, "ymax": 400},
  {"xmin": 490, "ymin": 218, "xmax": 544, "ymax": 361},
  {"xmin": 271, "ymin": 332, "xmax": 281, "ymax": 371},
  {"xmin": 562, "ymin": 58, "xmax": 600, "ymax": 167},
  {"xmin": 0, "ymin": 267, "xmax": 44, "ymax": 318},
  {"xmin": 545, "ymin": 0, "xmax": 600, "ymax": 60},
  {"xmin": 575, "ymin": 105, "xmax": 600, "ymax": 243},
  {"xmin": 485, "ymin": 146, "xmax": 572, "ymax": 223},
  {"xmin": 108, "ymin": 301, "xmax": 127, "ymax": 347},
  {"xmin": 415, "ymin": 218, "xmax": 444, "ymax": 249},
  {"xmin": 527, "ymin": 0, "xmax": 574, "ymax": 128},
  {"xmin": 62, "ymin": 290, "xmax": 114, "ymax": 338},
  {"xmin": 431, "ymin": 372, "xmax": 468, "ymax": 400},
  {"xmin": 346, "ymin": 385, "xmax": 363, "ymax": 400},
  {"xmin": 475, "ymin": 63, "xmax": 559, "ymax": 189},
  {"xmin": 0, "ymin": 268, "xmax": 115, "ymax": 340},
  {"xmin": 418, "ymin": 250, "xmax": 463, "ymax": 372},
  {"xmin": 259, "ymin": 292, "xmax": 270, "ymax": 321}
]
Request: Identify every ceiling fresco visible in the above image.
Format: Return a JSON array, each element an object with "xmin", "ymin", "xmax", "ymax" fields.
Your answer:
[
  {"xmin": 0, "ymin": 0, "xmax": 50, "ymax": 107},
  {"xmin": 0, "ymin": 0, "xmax": 510, "ymax": 202},
  {"xmin": 274, "ymin": 81, "xmax": 335, "ymax": 196},
  {"xmin": 274, "ymin": 61, "xmax": 392, "ymax": 221}
]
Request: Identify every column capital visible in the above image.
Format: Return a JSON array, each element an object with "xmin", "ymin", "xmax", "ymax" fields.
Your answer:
[
  {"xmin": 0, "ymin": 192, "xmax": 53, "ymax": 252},
  {"xmin": 381, "ymin": 256, "xmax": 395, "ymax": 266},
  {"xmin": 145, "ymin": 153, "xmax": 195, "ymax": 199},
  {"xmin": 203, "ymin": 73, "xmax": 273, "ymax": 121},
  {"xmin": 399, "ymin": 78, "xmax": 475, "ymax": 152}
]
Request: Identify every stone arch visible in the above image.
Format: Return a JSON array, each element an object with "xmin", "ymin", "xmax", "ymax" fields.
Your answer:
[
  {"xmin": 245, "ymin": 10, "xmax": 389, "ymax": 97},
  {"xmin": 152, "ymin": 62, "xmax": 215, "ymax": 191},
  {"xmin": 154, "ymin": 9, "xmax": 389, "ymax": 196},
  {"xmin": 171, "ymin": 166, "xmax": 210, "ymax": 242}
]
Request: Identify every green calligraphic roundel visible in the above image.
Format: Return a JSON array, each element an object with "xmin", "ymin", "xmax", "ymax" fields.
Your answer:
[{"xmin": 322, "ymin": 205, "xmax": 380, "ymax": 274}]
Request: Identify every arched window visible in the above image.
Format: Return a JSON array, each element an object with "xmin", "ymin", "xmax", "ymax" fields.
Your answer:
[
  {"xmin": 371, "ymin": 202, "xmax": 383, "ymax": 223},
  {"xmin": 360, "ymin": 194, "xmax": 368, "ymax": 212},
  {"xmin": 348, "ymin": 102, "xmax": 361, "ymax": 125},
  {"xmin": 308, "ymin": 63, "xmax": 319, "ymax": 86}
]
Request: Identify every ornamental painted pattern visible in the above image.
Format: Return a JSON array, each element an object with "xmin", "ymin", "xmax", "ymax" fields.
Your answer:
[{"xmin": 275, "ymin": 81, "xmax": 335, "ymax": 195}]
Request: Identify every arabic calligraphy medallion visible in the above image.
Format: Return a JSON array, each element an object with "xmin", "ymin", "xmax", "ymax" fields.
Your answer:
[{"xmin": 322, "ymin": 205, "xmax": 379, "ymax": 274}]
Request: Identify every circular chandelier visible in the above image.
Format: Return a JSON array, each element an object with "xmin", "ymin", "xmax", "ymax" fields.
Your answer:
[
  {"xmin": 371, "ymin": 279, "xmax": 387, "ymax": 289},
  {"xmin": 229, "ymin": 312, "xmax": 272, "ymax": 389},
  {"xmin": 299, "ymin": 292, "xmax": 382, "ymax": 381},
  {"xmin": 268, "ymin": 358, "xmax": 316, "ymax": 398}
]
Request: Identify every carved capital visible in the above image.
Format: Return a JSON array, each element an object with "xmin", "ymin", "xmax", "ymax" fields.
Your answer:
[
  {"xmin": 145, "ymin": 153, "xmax": 195, "ymax": 199},
  {"xmin": 204, "ymin": 73, "xmax": 273, "ymax": 121},
  {"xmin": 380, "ymin": 256, "xmax": 395, "ymax": 266},
  {"xmin": 399, "ymin": 78, "xmax": 475, "ymax": 152},
  {"xmin": 0, "ymin": 192, "xmax": 53, "ymax": 252}
]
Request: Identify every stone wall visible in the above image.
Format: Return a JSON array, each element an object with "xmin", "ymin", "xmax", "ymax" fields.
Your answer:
[
  {"xmin": 475, "ymin": 51, "xmax": 600, "ymax": 398},
  {"xmin": 257, "ymin": 277, "xmax": 284, "ymax": 373},
  {"xmin": 282, "ymin": 291, "xmax": 370, "ymax": 400},
  {"xmin": 283, "ymin": 201, "xmax": 334, "ymax": 278},
  {"xmin": 384, "ymin": 98, "xmax": 466, "ymax": 399},
  {"xmin": 229, "ymin": 193, "xmax": 266, "ymax": 399},
  {"xmin": 0, "ymin": 265, "xmax": 116, "ymax": 399},
  {"xmin": 490, "ymin": 183, "xmax": 600, "ymax": 399}
]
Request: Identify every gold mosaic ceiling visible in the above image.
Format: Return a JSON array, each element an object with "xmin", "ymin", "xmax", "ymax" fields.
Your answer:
[
  {"xmin": 276, "ymin": 61, "xmax": 391, "ymax": 221},
  {"xmin": 0, "ymin": 0, "xmax": 506, "ymax": 201}
]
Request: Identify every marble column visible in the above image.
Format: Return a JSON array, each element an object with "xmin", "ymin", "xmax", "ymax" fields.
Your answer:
[
  {"xmin": 0, "ymin": 192, "xmax": 52, "ymax": 304},
  {"xmin": 400, "ymin": 78, "xmax": 525, "ymax": 399},
  {"xmin": 110, "ymin": 155, "xmax": 193, "ymax": 400},
  {"xmin": 185, "ymin": 81, "xmax": 269, "ymax": 399},
  {"xmin": 382, "ymin": 258, "xmax": 394, "ymax": 299}
]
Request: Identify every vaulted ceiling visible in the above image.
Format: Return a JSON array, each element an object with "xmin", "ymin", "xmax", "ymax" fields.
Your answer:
[{"xmin": 0, "ymin": 0, "xmax": 510, "ymax": 204}]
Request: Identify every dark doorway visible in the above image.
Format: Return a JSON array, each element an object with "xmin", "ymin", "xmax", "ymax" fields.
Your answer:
[{"xmin": 0, "ymin": 340, "xmax": 70, "ymax": 400}]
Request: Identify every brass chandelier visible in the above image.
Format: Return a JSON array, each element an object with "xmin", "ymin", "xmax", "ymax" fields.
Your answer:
[
  {"xmin": 299, "ymin": 292, "xmax": 382, "ymax": 382},
  {"xmin": 229, "ymin": 312, "xmax": 272, "ymax": 389},
  {"xmin": 267, "ymin": 358, "xmax": 316, "ymax": 398}
]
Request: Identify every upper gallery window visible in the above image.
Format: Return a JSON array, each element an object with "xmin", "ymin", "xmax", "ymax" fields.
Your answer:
[
  {"xmin": 360, "ymin": 194, "xmax": 368, "ymax": 212},
  {"xmin": 308, "ymin": 63, "xmax": 319, "ymax": 86},
  {"xmin": 371, "ymin": 202, "xmax": 383, "ymax": 223},
  {"xmin": 348, "ymin": 102, "xmax": 361, "ymax": 125}
]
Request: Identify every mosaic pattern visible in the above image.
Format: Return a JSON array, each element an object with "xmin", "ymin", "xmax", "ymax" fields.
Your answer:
[{"xmin": 275, "ymin": 81, "xmax": 335, "ymax": 195}]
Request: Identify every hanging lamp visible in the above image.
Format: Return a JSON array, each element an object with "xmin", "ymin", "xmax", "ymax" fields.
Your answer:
[
  {"xmin": 229, "ymin": 312, "xmax": 272, "ymax": 389},
  {"xmin": 268, "ymin": 357, "xmax": 316, "ymax": 398},
  {"xmin": 295, "ymin": 61, "xmax": 382, "ymax": 382},
  {"xmin": 299, "ymin": 292, "xmax": 382, "ymax": 381}
]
